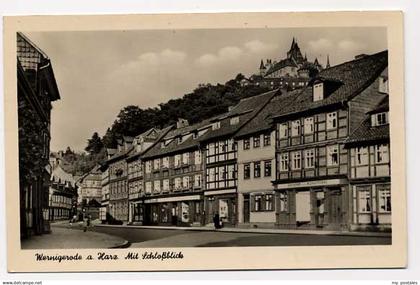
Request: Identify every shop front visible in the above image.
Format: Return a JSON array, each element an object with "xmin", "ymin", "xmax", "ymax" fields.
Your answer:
[
  {"xmin": 143, "ymin": 195, "xmax": 204, "ymax": 227},
  {"xmin": 204, "ymin": 189, "xmax": 237, "ymax": 226},
  {"xmin": 275, "ymin": 178, "xmax": 350, "ymax": 230},
  {"xmin": 128, "ymin": 200, "xmax": 144, "ymax": 225}
]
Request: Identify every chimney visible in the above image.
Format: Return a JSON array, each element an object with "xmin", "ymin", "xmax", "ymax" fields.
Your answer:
[{"xmin": 176, "ymin": 118, "xmax": 189, "ymax": 129}]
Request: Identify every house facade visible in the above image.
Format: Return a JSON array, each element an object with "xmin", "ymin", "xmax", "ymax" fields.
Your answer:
[
  {"xmin": 271, "ymin": 51, "xmax": 389, "ymax": 231},
  {"xmin": 141, "ymin": 121, "xmax": 208, "ymax": 226},
  {"xmin": 234, "ymin": 91, "xmax": 299, "ymax": 228},
  {"xmin": 78, "ymin": 165, "xmax": 102, "ymax": 219},
  {"xmin": 345, "ymin": 96, "xmax": 391, "ymax": 231},
  {"xmin": 126, "ymin": 128, "xmax": 169, "ymax": 224},
  {"xmin": 48, "ymin": 165, "xmax": 78, "ymax": 221},
  {"xmin": 200, "ymin": 90, "xmax": 278, "ymax": 226},
  {"xmin": 17, "ymin": 32, "xmax": 61, "ymax": 238},
  {"xmin": 99, "ymin": 163, "xmax": 110, "ymax": 221},
  {"xmin": 107, "ymin": 136, "xmax": 134, "ymax": 221}
]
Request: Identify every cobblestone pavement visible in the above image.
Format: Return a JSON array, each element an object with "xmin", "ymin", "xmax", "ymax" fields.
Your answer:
[{"xmin": 21, "ymin": 224, "xmax": 128, "ymax": 249}]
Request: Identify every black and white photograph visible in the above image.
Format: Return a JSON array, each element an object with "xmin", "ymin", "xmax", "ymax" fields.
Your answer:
[{"xmin": 3, "ymin": 12, "xmax": 406, "ymax": 272}]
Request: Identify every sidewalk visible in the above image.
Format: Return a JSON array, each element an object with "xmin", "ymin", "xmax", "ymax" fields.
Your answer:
[
  {"xmin": 21, "ymin": 224, "xmax": 129, "ymax": 249},
  {"xmin": 96, "ymin": 223, "xmax": 391, "ymax": 238}
]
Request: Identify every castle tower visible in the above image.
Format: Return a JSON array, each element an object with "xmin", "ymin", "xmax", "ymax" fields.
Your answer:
[
  {"xmin": 287, "ymin": 37, "xmax": 304, "ymax": 63},
  {"xmin": 259, "ymin": 59, "xmax": 266, "ymax": 76},
  {"xmin": 326, "ymin": 55, "xmax": 331, "ymax": 68}
]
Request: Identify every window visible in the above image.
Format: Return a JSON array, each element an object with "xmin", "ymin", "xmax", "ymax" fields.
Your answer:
[
  {"xmin": 244, "ymin": 163, "xmax": 251, "ymax": 179},
  {"xmin": 263, "ymin": 133, "xmax": 271, "ymax": 146},
  {"xmin": 218, "ymin": 167, "xmax": 226, "ymax": 180},
  {"xmin": 279, "ymin": 123, "xmax": 288, "ymax": 139},
  {"xmin": 162, "ymin": 157, "xmax": 169, "ymax": 168},
  {"xmin": 182, "ymin": 176, "xmax": 190, "ymax": 189},
  {"xmin": 174, "ymin": 154, "xmax": 181, "ymax": 167},
  {"xmin": 194, "ymin": 175, "xmax": 202, "ymax": 188},
  {"xmin": 254, "ymin": 162, "xmax": 261, "ymax": 178},
  {"xmin": 375, "ymin": 144, "xmax": 389, "ymax": 163},
  {"xmin": 358, "ymin": 187, "xmax": 371, "ymax": 213},
  {"xmin": 243, "ymin": 138, "xmax": 250, "ymax": 150},
  {"xmin": 265, "ymin": 194, "xmax": 274, "ymax": 211},
  {"xmin": 327, "ymin": 145, "xmax": 339, "ymax": 166},
  {"xmin": 291, "ymin": 120, "xmax": 301, "ymax": 137},
  {"xmin": 194, "ymin": 151, "xmax": 202, "ymax": 165},
  {"xmin": 145, "ymin": 161, "xmax": 152, "ymax": 174},
  {"xmin": 378, "ymin": 184, "xmax": 391, "ymax": 213},
  {"xmin": 163, "ymin": 179, "xmax": 170, "ymax": 192},
  {"xmin": 253, "ymin": 136, "xmax": 261, "ymax": 148},
  {"xmin": 174, "ymin": 177, "xmax": 182, "ymax": 190},
  {"xmin": 153, "ymin": 180, "xmax": 161, "ymax": 193},
  {"xmin": 304, "ymin": 149, "xmax": 315, "ymax": 168},
  {"xmin": 145, "ymin": 182, "xmax": 152, "ymax": 194},
  {"xmin": 228, "ymin": 165, "xmax": 236, "ymax": 180},
  {"xmin": 254, "ymin": 195, "xmax": 262, "ymax": 211},
  {"xmin": 153, "ymin": 159, "xmax": 160, "ymax": 170},
  {"xmin": 230, "ymin": 116, "xmax": 239, "ymax": 125},
  {"xmin": 292, "ymin": 151, "xmax": 301, "ymax": 170},
  {"xmin": 379, "ymin": 76, "xmax": 389, "ymax": 94},
  {"xmin": 280, "ymin": 153, "xmax": 289, "ymax": 171},
  {"xmin": 355, "ymin": 147, "xmax": 368, "ymax": 165},
  {"xmin": 304, "ymin": 117, "xmax": 314, "ymax": 134},
  {"xmin": 372, "ymin": 112, "xmax": 388, "ymax": 126},
  {"xmin": 280, "ymin": 192, "xmax": 287, "ymax": 212},
  {"xmin": 313, "ymin": 82, "xmax": 324, "ymax": 101},
  {"xmin": 212, "ymin": 121, "xmax": 221, "ymax": 130},
  {"xmin": 182, "ymin": 153, "xmax": 189, "ymax": 165},
  {"xmin": 264, "ymin": 161, "xmax": 272, "ymax": 177},
  {"xmin": 208, "ymin": 168, "xmax": 215, "ymax": 182},
  {"xmin": 327, "ymin": 112, "xmax": 337, "ymax": 130}
]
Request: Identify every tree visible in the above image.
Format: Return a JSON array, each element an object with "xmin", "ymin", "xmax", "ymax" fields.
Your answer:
[{"xmin": 85, "ymin": 132, "xmax": 104, "ymax": 155}]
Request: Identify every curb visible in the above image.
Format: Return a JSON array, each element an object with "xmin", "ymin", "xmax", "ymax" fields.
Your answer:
[
  {"xmin": 95, "ymin": 224, "xmax": 391, "ymax": 238},
  {"xmin": 109, "ymin": 240, "xmax": 131, "ymax": 249}
]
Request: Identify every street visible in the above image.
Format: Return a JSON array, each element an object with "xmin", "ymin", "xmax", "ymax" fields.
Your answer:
[{"xmin": 90, "ymin": 225, "xmax": 392, "ymax": 248}]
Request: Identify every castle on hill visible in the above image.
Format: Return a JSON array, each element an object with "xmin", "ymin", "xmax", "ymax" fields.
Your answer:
[{"xmin": 245, "ymin": 38, "xmax": 330, "ymax": 90}]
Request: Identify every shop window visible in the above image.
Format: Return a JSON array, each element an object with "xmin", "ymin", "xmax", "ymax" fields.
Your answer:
[
  {"xmin": 326, "ymin": 112, "xmax": 337, "ymax": 130},
  {"xmin": 378, "ymin": 184, "xmax": 391, "ymax": 213},
  {"xmin": 355, "ymin": 147, "xmax": 369, "ymax": 165},
  {"xmin": 327, "ymin": 145, "xmax": 339, "ymax": 166},
  {"xmin": 253, "ymin": 136, "xmax": 261, "ymax": 148},
  {"xmin": 358, "ymin": 187, "xmax": 372, "ymax": 213},
  {"xmin": 304, "ymin": 117, "xmax": 314, "ymax": 134},
  {"xmin": 263, "ymin": 133, "xmax": 271, "ymax": 146},
  {"xmin": 264, "ymin": 160, "xmax": 272, "ymax": 177},
  {"xmin": 375, "ymin": 144, "xmax": 389, "ymax": 163},
  {"xmin": 243, "ymin": 138, "xmax": 250, "ymax": 150},
  {"xmin": 244, "ymin": 163, "xmax": 251, "ymax": 179},
  {"xmin": 254, "ymin": 161, "xmax": 261, "ymax": 178}
]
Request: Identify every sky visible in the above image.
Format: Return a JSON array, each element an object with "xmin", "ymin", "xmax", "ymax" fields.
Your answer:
[{"xmin": 26, "ymin": 27, "xmax": 387, "ymax": 152}]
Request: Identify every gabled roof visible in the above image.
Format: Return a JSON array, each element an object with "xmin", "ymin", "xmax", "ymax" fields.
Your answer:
[
  {"xmin": 345, "ymin": 96, "xmax": 390, "ymax": 146},
  {"xmin": 51, "ymin": 165, "xmax": 76, "ymax": 188},
  {"xmin": 264, "ymin": 58, "xmax": 298, "ymax": 76},
  {"xmin": 235, "ymin": 89, "xmax": 301, "ymax": 138},
  {"xmin": 198, "ymin": 89, "xmax": 280, "ymax": 143},
  {"xmin": 367, "ymin": 96, "xmax": 389, "ymax": 114},
  {"xmin": 272, "ymin": 50, "xmax": 388, "ymax": 119},
  {"xmin": 127, "ymin": 125, "xmax": 174, "ymax": 160},
  {"xmin": 141, "ymin": 119, "xmax": 213, "ymax": 159}
]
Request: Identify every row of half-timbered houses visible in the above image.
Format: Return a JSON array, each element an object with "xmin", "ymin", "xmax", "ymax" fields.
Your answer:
[{"xmin": 100, "ymin": 50, "xmax": 391, "ymax": 232}]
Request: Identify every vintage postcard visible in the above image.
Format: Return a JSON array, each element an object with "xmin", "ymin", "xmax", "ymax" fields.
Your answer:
[{"xmin": 3, "ymin": 12, "xmax": 406, "ymax": 272}]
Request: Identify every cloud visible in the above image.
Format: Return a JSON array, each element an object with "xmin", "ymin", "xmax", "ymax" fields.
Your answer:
[
  {"xmin": 307, "ymin": 38, "xmax": 334, "ymax": 53},
  {"xmin": 338, "ymin": 39, "xmax": 366, "ymax": 52},
  {"xmin": 124, "ymin": 49, "xmax": 187, "ymax": 68},
  {"xmin": 244, "ymin": 40, "xmax": 277, "ymax": 53},
  {"xmin": 196, "ymin": 46, "xmax": 243, "ymax": 67}
]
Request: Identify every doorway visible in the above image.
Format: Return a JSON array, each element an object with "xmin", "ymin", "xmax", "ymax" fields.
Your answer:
[
  {"xmin": 243, "ymin": 194, "xmax": 250, "ymax": 223},
  {"xmin": 296, "ymin": 191, "xmax": 311, "ymax": 226}
]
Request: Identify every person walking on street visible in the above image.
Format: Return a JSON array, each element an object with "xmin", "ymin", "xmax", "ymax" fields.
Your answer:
[{"xmin": 83, "ymin": 215, "xmax": 88, "ymax": 232}]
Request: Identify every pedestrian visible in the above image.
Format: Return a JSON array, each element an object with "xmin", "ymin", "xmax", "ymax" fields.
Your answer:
[
  {"xmin": 83, "ymin": 215, "xmax": 88, "ymax": 232},
  {"xmin": 213, "ymin": 213, "xmax": 220, "ymax": 229}
]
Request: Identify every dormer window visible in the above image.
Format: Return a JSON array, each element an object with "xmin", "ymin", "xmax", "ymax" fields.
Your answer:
[
  {"xmin": 230, "ymin": 116, "xmax": 239, "ymax": 125},
  {"xmin": 371, "ymin": 112, "xmax": 389, "ymax": 126},
  {"xmin": 379, "ymin": 76, "xmax": 389, "ymax": 94},
  {"xmin": 212, "ymin": 121, "xmax": 221, "ymax": 130},
  {"xmin": 313, "ymin": 82, "xmax": 324, "ymax": 101},
  {"xmin": 177, "ymin": 136, "xmax": 183, "ymax": 144}
]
